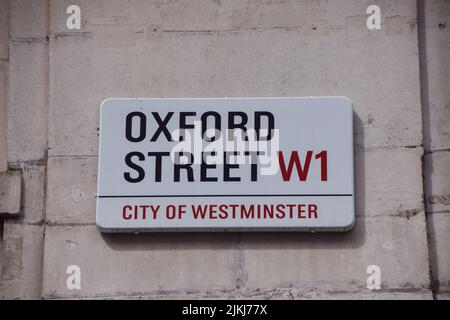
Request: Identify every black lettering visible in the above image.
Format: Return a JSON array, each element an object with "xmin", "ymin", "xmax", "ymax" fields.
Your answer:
[
  {"xmin": 179, "ymin": 112, "xmax": 196, "ymax": 141},
  {"xmin": 255, "ymin": 111, "xmax": 275, "ymax": 141},
  {"xmin": 245, "ymin": 151, "xmax": 260, "ymax": 182},
  {"xmin": 124, "ymin": 152, "xmax": 145, "ymax": 183},
  {"xmin": 228, "ymin": 112, "xmax": 248, "ymax": 141},
  {"xmin": 174, "ymin": 152, "xmax": 194, "ymax": 182},
  {"xmin": 150, "ymin": 112, "xmax": 174, "ymax": 142},
  {"xmin": 125, "ymin": 112, "xmax": 146, "ymax": 142},
  {"xmin": 224, "ymin": 152, "xmax": 240, "ymax": 182},
  {"xmin": 201, "ymin": 111, "xmax": 221, "ymax": 142},
  {"xmin": 148, "ymin": 152, "xmax": 170, "ymax": 182},
  {"xmin": 201, "ymin": 152, "xmax": 218, "ymax": 182}
]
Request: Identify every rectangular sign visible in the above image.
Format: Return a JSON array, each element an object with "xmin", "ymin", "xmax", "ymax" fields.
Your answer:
[{"xmin": 96, "ymin": 97, "xmax": 354, "ymax": 232}]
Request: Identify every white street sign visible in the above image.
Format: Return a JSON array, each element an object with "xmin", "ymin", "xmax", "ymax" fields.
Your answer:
[{"xmin": 96, "ymin": 97, "xmax": 354, "ymax": 232}]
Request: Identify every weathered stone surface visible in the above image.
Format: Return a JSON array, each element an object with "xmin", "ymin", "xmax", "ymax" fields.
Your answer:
[
  {"xmin": 41, "ymin": 214, "xmax": 429, "ymax": 298},
  {"xmin": 49, "ymin": 0, "xmax": 417, "ymax": 34},
  {"xmin": 0, "ymin": 0, "xmax": 6, "ymax": 172},
  {"xmin": 292, "ymin": 290, "xmax": 432, "ymax": 300},
  {"xmin": 424, "ymin": 0, "xmax": 450, "ymax": 28},
  {"xmin": 437, "ymin": 293, "xmax": 450, "ymax": 300},
  {"xmin": 422, "ymin": 0, "xmax": 450, "ymax": 150},
  {"xmin": 355, "ymin": 148, "xmax": 423, "ymax": 217},
  {"xmin": 0, "ymin": 220, "xmax": 3, "ymax": 297},
  {"xmin": 428, "ymin": 213, "xmax": 450, "ymax": 293},
  {"xmin": 0, "ymin": 60, "xmax": 7, "ymax": 172},
  {"xmin": 48, "ymin": 3, "xmax": 421, "ymax": 156},
  {"xmin": 46, "ymin": 157, "xmax": 97, "ymax": 224},
  {"xmin": 422, "ymin": 0, "xmax": 450, "ymax": 300},
  {"xmin": 240, "ymin": 215, "xmax": 430, "ymax": 291},
  {"xmin": 42, "ymin": 225, "xmax": 236, "ymax": 299},
  {"xmin": 425, "ymin": 151, "xmax": 450, "ymax": 213},
  {"xmin": 16, "ymin": 163, "xmax": 46, "ymax": 223},
  {"xmin": 0, "ymin": 170, "xmax": 21, "ymax": 216},
  {"xmin": 7, "ymin": 41, "xmax": 48, "ymax": 162},
  {"xmin": 9, "ymin": 0, "xmax": 48, "ymax": 39},
  {"xmin": 0, "ymin": 0, "xmax": 8, "ymax": 60},
  {"xmin": 1, "ymin": 223, "xmax": 44, "ymax": 299},
  {"xmin": 60, "ymin": 288, "xmax": 432, "ymax": 300}
]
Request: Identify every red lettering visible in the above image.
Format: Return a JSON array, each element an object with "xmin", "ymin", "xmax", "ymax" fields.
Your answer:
[
  {"xmin": 308, "ymin": 204, "xmax": 318, "ymax": 218},
  {"xmin": 123, "ymin": 205, "xmax": 132, "ymax": 220},
  {"xmin": 191, "ymin": 205, "xmax": 208, "ymax": 219},
  {"xmin": 315, "ymin": 151, "xmax": 328, "ymax": 181},
  {"xmin": 209, "ymin": 205, "xmax": 218, "ymax": 219},
  {"xmin": 278, "ymin": 151, "xmax": 313, "ymax": 181}
]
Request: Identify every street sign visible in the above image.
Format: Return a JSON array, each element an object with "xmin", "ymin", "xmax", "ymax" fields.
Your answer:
[{"xmin": 96, "ymin": 97, "xmax": 354, "ymax": 232}]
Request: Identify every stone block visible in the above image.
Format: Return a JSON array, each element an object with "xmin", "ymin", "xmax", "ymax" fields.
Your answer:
[
  {"xmin": 422, "ymin": 30, "xmax": 450, "ymax": 150},
  {"xmin": 1, "ymin": 223, "xmax": 44, "ymax": 299},
  {"xmin": 428, "ymin": 213, "xmax": 450, "ymax": 293},
  {"xmin": 425, "ymin": 151, "xmax": 450, "ymax": 213},
  {"xmin": 42, "ymin": 225, "xmax": 236, "ymax": 298},
  {"xmin": 9, "ymin": 0, "xmax": 48, "ymax": 39},
  {"xmin": 7, "ymin": 41, "xmax": 48, "ymax": 162},
  {"xmin": 0, "ymin": 61, "xmax": 7, "ymax": 172},
  {"xmin": 49, "ymin": 0, "xmax": 418, "ymax": 34},
  {"xmin": 0, "ymin": 0, "xmax": 8, "ymax": 60},
  {"xmin": 17, "ymin": 162, "xmax": 46, "ymax": 223},
  {"xmin": 240, "ymin": 215, "xmax": 429, "ymax": 291},
  {"xmin": 46, "ymin": 157, "xmax": 97, "ymax": 224},
  {"xmin": 355, "ymin": 148, "xmax": 423, "ymax": 217},
  {"xmin": 0, "ymin": 170, "xmax": 21, "ymax": 216}
]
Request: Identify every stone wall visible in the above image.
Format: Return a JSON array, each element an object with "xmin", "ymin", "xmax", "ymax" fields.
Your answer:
[
  {"xmin": 421, "ymin": 0, "xmax": 450, "ymax": 300},
  {"xmin": 0, "ymin": 0, "xmax": 448, "ymax": 300}
]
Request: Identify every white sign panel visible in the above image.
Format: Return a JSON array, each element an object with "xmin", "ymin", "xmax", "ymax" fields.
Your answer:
[{"xmin": 96, "ymin": 97, "xmax": 354, "ymax": 232}]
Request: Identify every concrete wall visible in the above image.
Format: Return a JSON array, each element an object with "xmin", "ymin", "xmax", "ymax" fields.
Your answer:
[
  {"xmin": 0, "ymin": 0, "xmax": 7, "ymax": 173},
  {"xmin": 421, "ymin": 0, "xmax": 450, "ymax": 300},
  {"xmin": 0, "ymin": 0, "xmax": 7, "ymax": 299},
  {"xmin": 0, "ymin": 0, "xmax": 448, "ymax": 299}
]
